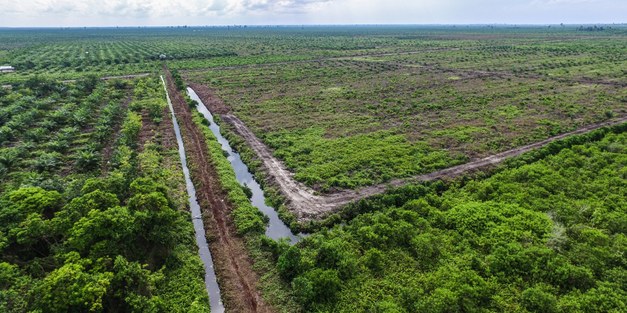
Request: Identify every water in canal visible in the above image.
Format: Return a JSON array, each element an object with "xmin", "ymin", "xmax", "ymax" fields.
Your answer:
[
  {"xmin": 187, "ymin": 87, "xmax": 300, "ymax": 244},
  {"xmin": 162, "ymin": 77, "xmax": 224, "ymax": 313}
]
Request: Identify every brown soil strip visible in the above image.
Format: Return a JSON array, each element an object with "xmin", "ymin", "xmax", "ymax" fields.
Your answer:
[
  {"xmin": 163, "ymin": 68, "xmax": 273, "ymax": 313},
  {"xmin": 157, "ymin": 104, "xmax": 176, "ymax": 150},
  {"xmin": 138, "ymin": 109, "xmax": 158, "ymax": 151},
  {"xmin": 101, "ymin": 94, "xmax": 131, "ymax": 174},
  {"xmin": 210, "ymin": 100, "xmax": 627, "ymax": 221}
]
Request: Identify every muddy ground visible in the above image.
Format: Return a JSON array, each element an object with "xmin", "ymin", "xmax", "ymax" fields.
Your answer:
[{"xmin": 164, "ymin": 68, "xmax": 273, "ymax": 313}]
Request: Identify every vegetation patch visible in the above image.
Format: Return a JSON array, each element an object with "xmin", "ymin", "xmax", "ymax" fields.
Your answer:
[
  {"xmin": 0, "ymin": 77, "xmax": 209, "ymax": 312},
  {"xmin": 276, "ymin": 131, "xmax": 627, "ymax": 312}
]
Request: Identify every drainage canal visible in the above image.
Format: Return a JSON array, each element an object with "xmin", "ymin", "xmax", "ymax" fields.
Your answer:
[
  {"xmin": 162, "ymin": 77, "xmax": 224, "ymax": 313},
  {"xmin": 187, "ymin": 87, "xmax": 301, "ymax": 244}
]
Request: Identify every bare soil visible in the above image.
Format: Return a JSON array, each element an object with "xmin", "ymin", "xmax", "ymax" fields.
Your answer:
[
  {"xmin": 101, "ymin": 94, "xmax": 131, "ymax": 174},
  {"xmin": 157, "ymin": 104, "xmax": 177, "ymax": 150},
  {"xmin": 163, "ymin": 68, "xmax": 273, "ymax": 313},
  {"xmin": 137, "ymin": 110, "xmax": 158, "ymax": 151}
]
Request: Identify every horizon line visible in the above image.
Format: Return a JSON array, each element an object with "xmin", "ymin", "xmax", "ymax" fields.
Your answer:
[{"xmin": 1, "ymin": 22, "xmax": 626, "ymax": 29}]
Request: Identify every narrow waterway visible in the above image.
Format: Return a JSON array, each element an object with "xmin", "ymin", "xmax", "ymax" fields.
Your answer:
[
  {"xmin": 162, "ymin": 77, "xmax": 224, "ymax": 313},
  {"xmin": 187, "ymin": 87, "xmax": 300, "ymax": 244}
]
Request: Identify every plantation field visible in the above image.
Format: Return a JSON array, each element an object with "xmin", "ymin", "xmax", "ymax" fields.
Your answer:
[
  {"xmin": 184, "ymin": 28, "xmax": 626, "ymax": 192},
  {"xmin": 0, "ymin": 26, "xmax": 626, "ymax": 313},
  {"xmin": 0, "ymin": 76, "xmax": 210, "ymax": 312},
  {"xmin": 0, "ymin": 26, "xmax": 434, "ymax": 82}
]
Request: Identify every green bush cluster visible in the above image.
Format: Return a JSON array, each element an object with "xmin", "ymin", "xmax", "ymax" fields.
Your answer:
[
  {"xmin": 278, "ymin": 130, "xmax": 627, "ymax": 312},
  {"xmin": 0, "ymin": 77, "xmax": 210, "ymax": 312},
  {"xmin": 191, "ymin": 110, "xmax": 266, "ymax": 235}
]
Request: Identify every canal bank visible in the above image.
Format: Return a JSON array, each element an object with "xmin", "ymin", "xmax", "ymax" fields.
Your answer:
[
  {"xmin": 162, "ymin": 76, "xmax": 224, "ymax": 313},
  {"xmin": 162, "ymin": 69, "xmax": 273, "ymax": 313},
  {"xmin": 187, "ymin": 87, "xmax": 300, "ymax": 244}
]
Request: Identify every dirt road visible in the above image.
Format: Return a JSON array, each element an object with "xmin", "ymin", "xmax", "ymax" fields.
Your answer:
[
  {"xmin": 163, "ymin": 69, "xmax": 272, "ymax": 313},
  {"xmin": 215, "ymin": 105, "xmax": 627, "ymax": 221}
]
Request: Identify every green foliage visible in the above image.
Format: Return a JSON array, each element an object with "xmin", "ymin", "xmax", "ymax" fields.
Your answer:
[
  {"xmin": 75, "ymin": 149, "xmax": 101, "ymax": 172},
  {"xmin": 170, "ymin": 69, "xmax": 186, "ymax": 91},
  {"xmin": 191, "ymin": 110, "xmax": 266, "ymax": 235},
  {"xmin": 278, "ymin": 131, "xmax": 627, "ymax": 312},
  {"xmin": 33, "ymin": 253, "xmax": 113, "ymax": 313},
  {"xmin": 521, "ymin": 286, "xmax": 558, "ymax": 313},
  {"xmin": 0, "ymin": 78, "xmax": 209, "ymax": 312},
  {"xmin": 266, "ymin": 128, "xmax": 459, "ymax": 191},
  {"xmin": 120, "ymin": 111, "xmax": 142, "ymax": 146},
  {"xmin": 0, "ymin": 262, "xmax": 32, "ymax": 312},
  {"xmin": 292, "ymin": 268, "xmax": 342, "ymax": 308}
]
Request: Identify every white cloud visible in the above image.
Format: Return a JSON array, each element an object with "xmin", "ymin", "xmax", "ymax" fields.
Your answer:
[
  {"xmin": 1, "ymin": 0, "xmax": 334, "ymax": 19},
  {"xmin": 0, "ymin": 0, "xmax": 624, "ymax": 26}
]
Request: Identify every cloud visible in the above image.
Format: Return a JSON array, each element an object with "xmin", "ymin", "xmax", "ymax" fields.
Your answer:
[
  {"xmin": 0, "ymin": 0, "xmax": 624, "ymax": 26},
  {"xmin": 239, "ymin": 0, "xmax": 333, "ymax": 13},
  {"xmin": 0, "ymin": 0, "xmax": 334, "ymax": 19}
]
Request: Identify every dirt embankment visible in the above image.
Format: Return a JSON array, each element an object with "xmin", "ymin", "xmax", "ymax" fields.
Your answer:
[
  {"xmin": 189, "ymin": 82, "xmax": 231, "ymax": 114},
  {"xmin": 192, "ymin": 84, "xmax": 627, "ymax": 221},
  {"xmin": 101, "ymin": 94, "xmax": 131, "ymax": 174},
  {"xmin": 163, "ymin": 68, "xmax": 273, "ymax": 313}
]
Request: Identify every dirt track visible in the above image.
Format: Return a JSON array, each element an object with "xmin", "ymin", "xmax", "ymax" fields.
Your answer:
[
  {"xmin": 101, "ymin": 94, "xmax": 131, "ymax": 174},
  {"xmin": 216, "ymin": 108, "xmax": 627, "ymax": 221},
  {"xmin": 163, "ymin": 70, "xmax": 272, "ymax": 313}
]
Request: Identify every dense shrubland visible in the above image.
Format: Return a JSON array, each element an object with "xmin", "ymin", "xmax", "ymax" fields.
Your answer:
[
  {"xmin": 274, "ymin": 130, "xmax": 626, "ymax": 312},
  {"xmin": 0, "ymin": 78, "xmax": 209, "ymax": 312}
]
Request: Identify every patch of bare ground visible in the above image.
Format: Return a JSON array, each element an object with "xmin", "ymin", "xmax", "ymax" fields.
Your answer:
[
  {"xmin": 193, "ymin": 87, "xmax": 627, "ymax": 221},
  {"xmin": 188, "ymin": 82, "xmax": 231, "ymax": 114},
  {"xmin": 137, "ymin": 109, "xmax": 158, "ymax": 151},
  {"xmin": 101, "ymin": 94, "xmax": 131, "ymax": 174},
  {"xmin": 157, "ymin": 104, "xmax": 177, "ymax": 150},
  {"xmin": 163, "ymin": 68, "xmax": 273, "ymax": 313}
]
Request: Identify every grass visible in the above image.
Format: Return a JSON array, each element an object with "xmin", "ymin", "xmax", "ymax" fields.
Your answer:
[{"xmin": 186, "ymin": 34, "xmax": 626, "ymax": 191}]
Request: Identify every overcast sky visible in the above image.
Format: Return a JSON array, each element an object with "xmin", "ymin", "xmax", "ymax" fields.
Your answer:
[{"xmin": 1, "ymin": 0, "xmax": 625, "ymax": 27}]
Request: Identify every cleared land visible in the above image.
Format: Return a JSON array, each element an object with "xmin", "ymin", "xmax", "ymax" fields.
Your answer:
[
  {"xmin": 184, "ymin": 33, "xmax": 626, "ymax": 195},
  {"xmin": 193, "ymin": 86, "xmax": 627, "ymax": 220},
  {"xmin": 182, "ymin": 30, "xmax": 626, "ymax": 221}
]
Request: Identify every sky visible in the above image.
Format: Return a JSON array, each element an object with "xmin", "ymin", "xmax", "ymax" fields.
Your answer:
[{"xmin": 0, "ymin": 0, "xmax": 625, "ymax": 27}]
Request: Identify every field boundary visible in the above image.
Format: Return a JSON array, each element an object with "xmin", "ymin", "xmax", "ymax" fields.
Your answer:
[
  {"xmin": 163, "ymin": 71, "xmax": 272, "ymax": 313},
  {"xmin": 195, "ymin": 95, "xmax": 627, "ymax": 221}
]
